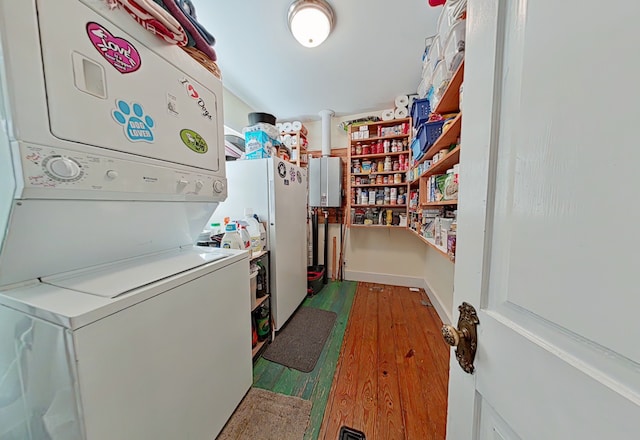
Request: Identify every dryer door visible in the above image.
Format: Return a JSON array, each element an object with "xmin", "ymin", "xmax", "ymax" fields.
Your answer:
[{"xmin": 36, "ymin": 0, "xmax": 223, "ymax": 172}]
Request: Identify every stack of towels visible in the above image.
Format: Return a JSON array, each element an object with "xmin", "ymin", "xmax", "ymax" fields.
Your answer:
[{"xmin": 107, "ymin": 0, "xmax": 217, "ymax": 62}]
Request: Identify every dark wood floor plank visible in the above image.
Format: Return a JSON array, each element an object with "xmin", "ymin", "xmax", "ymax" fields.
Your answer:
[
  {"xmin": 399, "ymin": 287, "xmax": 449, "ymax": 439},
  {"xmin": 376, "ymin": 285, "xmax": 406, "ymax": 440},
  {"xmin": 351, "ymin": 283, "xmax": 379, "ymax": 437},
  {"xmin": 389, "ymin": 285, "xmax": 433, "ymax": 440}
]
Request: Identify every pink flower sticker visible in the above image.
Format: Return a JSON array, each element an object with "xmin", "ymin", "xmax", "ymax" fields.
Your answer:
[{"xmin": 86, "ymin": 22, "xmax": 141, "ymax": 74}]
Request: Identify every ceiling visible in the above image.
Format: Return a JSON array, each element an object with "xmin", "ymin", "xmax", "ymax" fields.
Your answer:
[{"xmin": 192, "ymin": 1, "xmax": 441, "ymax": 122}]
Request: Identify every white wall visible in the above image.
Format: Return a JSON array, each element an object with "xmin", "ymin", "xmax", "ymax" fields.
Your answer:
[{"xmin": 222, "ymin": 88, "xmax": 254, "ymax": 133}]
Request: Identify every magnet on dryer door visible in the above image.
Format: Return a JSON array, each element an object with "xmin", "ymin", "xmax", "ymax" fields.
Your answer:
[
  {"xmin": 86, "ymin": 22, "xmax": 141, "ymax": 74},
  {"xmin": 112, "ymin": 99, "xmax": 155, "ymax": 143},
  {"xmin": 180, "ymin": 129, "xmax": 208, "ymax": 154}
]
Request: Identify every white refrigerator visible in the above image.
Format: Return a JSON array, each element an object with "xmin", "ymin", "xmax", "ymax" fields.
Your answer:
[{"xmin": 211, "ymin": 157, "xmax": 307, "ymax": 330}]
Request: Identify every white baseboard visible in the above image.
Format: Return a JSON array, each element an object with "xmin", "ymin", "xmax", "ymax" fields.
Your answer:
[
  {"xmin": 420, "ymin": 278, "xmax": 453, "ymax": 325},
  {"xmin": 344, "ymin": 270, "xmax": 424, "ymax": 289}
]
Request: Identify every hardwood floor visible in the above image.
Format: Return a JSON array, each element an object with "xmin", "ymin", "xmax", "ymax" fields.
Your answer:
[
  {"xmin": 252, "ymin": 281, "xmax": 449, "ymax": 440},
  {"xmin": 318, "ymin": 282, "xmax": 449, "ymax": 440}
]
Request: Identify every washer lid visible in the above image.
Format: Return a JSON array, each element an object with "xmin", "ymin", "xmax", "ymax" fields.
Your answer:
[{"xmin": 42, "ymin": 247, "xmax": 229, "ymax": 298}]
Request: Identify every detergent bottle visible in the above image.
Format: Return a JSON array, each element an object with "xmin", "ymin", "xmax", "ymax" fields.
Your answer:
[
  {"xmin": 243, "ymin": 208, "xmax": 263, "ymax": 253},
  {"xmin": 220, "ymin": 222, "xmax": 243, "ymax": 250},
  {"xmin": 236, "ymin": 221, "xmax": 252, "ymax": 256}
]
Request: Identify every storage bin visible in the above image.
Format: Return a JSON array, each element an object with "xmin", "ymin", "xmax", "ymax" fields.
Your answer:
[
  {"xmin": 417, "ymin": 120, "xmax": 446, "ymax": 155},
  {"xmin": 425, "ymin": 35, "xmax": 443, "ymax": 66},
  {"xmin": 307, "ymin": 265, "xmax": 325, "ymax": 296},
  {"xmin": 443, "ymin": 20, "xmax": 466, "ymax": 72},
  {"xmin": 430, "ymin": 61, "xmax": 453, "ymax": 110},
  {"xmin": 410, "ymin": 137, "xmax": 423, "ymax": 162},
  {"xmin": 411, "ymin": 98, "xmax": 431, "ymax": 128}
]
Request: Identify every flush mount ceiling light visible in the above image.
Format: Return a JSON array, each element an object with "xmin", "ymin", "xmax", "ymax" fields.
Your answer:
[{"xmin": 288, "ymin": 0, "xmax": 335, "ymax": 48}]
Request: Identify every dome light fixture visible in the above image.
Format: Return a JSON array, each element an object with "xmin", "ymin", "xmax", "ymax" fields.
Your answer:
[{"xmin": 288, "ymin": 0, "xmax": 335, "ymax": 48}]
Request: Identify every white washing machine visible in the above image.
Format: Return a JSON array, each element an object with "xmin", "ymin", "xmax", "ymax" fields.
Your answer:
[{"xmin": 0, "ymin": 1, "xmax": 252, "ymax": 439}]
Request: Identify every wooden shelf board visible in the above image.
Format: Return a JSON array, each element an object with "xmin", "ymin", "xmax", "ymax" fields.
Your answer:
[
  {"xmin": 351, "ymin": 171, "xmax": 402, "ymax": 176},
  {"xmin": 250, "ymin": 250, "xmax": 268, "ymax": 261},
  {"xmin": 350, "ymin": 224, "xmax": 405, "ymax": 229},
  {"xmin": 351, "ymin": 204, "xmax": 407, "ymax": 208},
  {"xmin": 252, "ymin": 339, "xmax": 268, "ymax": 358},
  {"xmin": 434, "ymin": 61, "xmax": 464, "ymax": 114},
  {"xmin": 407, "ymin": 228, "xmax": 453, "ymax": 261},
  {"xmin": 350, "ymin": 150, "xmax": 410, "ymax": 160},
  {"xmin": 281, "ymin": 131, "xmax": 307, "ymax": 138},
  {"xmin": 413, "ymin": 114, "xmax": 462, "ymax": 169},
  {"xmin": 410, "ymin": 146, "xmax": 461, "ymax": 184},
  {"xmin": 352, "ymin": 183, "xmax": 407, "ymax": 188},
  {"xmin": 351, "ymin": 133, "xmax": 410, "ymax": 143},
  {"xmin": 252, "ymin": 294, "xmax": 270, "ymax": 312},
  {"xmin": 351, "ymin": 117, "xmax": 411, "ymax": 128},
  {"xmin": 421, "ymin": 200, "xmax": 458, "ymax": 206}
]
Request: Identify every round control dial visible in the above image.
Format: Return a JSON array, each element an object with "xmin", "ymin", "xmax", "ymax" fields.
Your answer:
[
  {"xmin": 43, "ymin": 155, "xmax": 83, "ymax": 182},
  {"xmin": 213, "ymin": 180, "xmax": 225, "ymax": 193}
]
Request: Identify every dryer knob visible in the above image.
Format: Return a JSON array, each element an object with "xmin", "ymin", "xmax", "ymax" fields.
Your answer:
[
  {"xmin": 213, "ymin": 180, "xmax": 225, "ymax": 193},
  {"xmin": 195, "ymin": 180, "xmax": 204, "ymax": 192},
  {"xmin": 47, "ymin": 157, "xmax": 81, "ymax": 179}
]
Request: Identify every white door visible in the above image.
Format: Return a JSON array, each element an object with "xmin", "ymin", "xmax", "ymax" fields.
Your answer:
[{"xmin": 447, "ymin": 1, "xmax": 640, "ymax": 438}]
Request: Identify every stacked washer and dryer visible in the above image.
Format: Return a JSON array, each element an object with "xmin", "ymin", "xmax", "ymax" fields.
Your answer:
[{"xmin": 0, "ymin": 1, "xmax": 252, "ymax": 439}]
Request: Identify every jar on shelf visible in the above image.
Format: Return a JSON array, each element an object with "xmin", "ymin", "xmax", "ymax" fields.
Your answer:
[
  {"xmin": 352, "ymin": 159, "xmax": 361, "ymax": 173},
  {"xmin": 363, "ymin": 143, "xmax": 371, "ymax": 155},
  {"xmin": 390, "ymin": 187, "xmax": 398, "ymax": 205},
  {"xmin": 376, "ymin": 175, "xmax": 383, "ymax": 184},
  {"xmin": 355, "ymin": 143, "xmax": 363, "ymax": 155},
  {"xmin": 384, "ymin": 156, "xmax": 392, "ymax": 171},
  {"xmin": 355, "ymin": 176, "xmax": 361, "ymax": 185},
  {"xmin": 393, "ymin": 160, "xmax": 400, "ymax": 171},
  {"xmin": 383, "ymin": 139, "xmax": 390, "ymax": 153},
  {"xmin": 383, "ymin": 176, "xmax": 389, "ymax": 184},
  {"xmin": 394, "ymin": 173, "xmax": 403, "ymax": 183},
  {"xmin": 377, "ymin": 160, "xmax": 384, "ymax": 172}
]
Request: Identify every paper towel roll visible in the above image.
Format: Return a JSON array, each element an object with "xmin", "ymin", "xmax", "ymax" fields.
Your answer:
[
  {"xmin": 292, "ymin": 121, "xmax": 302, "ymax": 131},
  {"xmin": 395, "ymin": 95, "xmax": 409, "ymax": 108},
  {"xmin": 394, "ymin": 106, "xmax": 409, "ymax": 119},
  {"xmin": 381, "ymin": 109, "xmax": 395, "ymax": 121},
  {"xmin": 283, "ymin": 134, "xmax": 292, "ymax": 147},
  {"xmin": 282, "ymin": 122, "xmax": 292, "ymax": 133},
  {"xmin": 291, "ymin": 135, "xmax": 298, "ymax": 146}
]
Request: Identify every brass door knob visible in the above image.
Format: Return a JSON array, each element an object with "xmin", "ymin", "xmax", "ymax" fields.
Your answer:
[
  {"xmin": 441, "ymin": 324, "xmax": 463, "ymax": 347},
  {"xmin": 441, "ymin": 302, "xmax": 479, "ymax": 374}
]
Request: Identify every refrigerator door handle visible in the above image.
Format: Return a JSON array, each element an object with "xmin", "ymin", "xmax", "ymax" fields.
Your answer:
[{"xmin": 268, "ymin": 179, "xmax": 276, "ymax": 226}]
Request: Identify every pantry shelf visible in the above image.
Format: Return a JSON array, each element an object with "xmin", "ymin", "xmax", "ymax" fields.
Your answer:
[
  {"xmin": 411, "ymin": 146, "xmax": 461, "ymax": 184},
  {"xmin": 352, "ymin": 171, "xmax": 402, "ymax": 176},
  {"xmin": 413, "ymin": 114, "xmax": 462, "ymax": 170},
  {"xmin": 252, "ymin": 294, "xmax": 270, "ymax": 312},
  {"xmin": 351, "ymin": 150, "xmax": 410, "ymax": 160},
  {"xmin": 250, "ymin": 250, "xmax": 268, "ymax": 261},
  {"xmin": 352, "ymin": 133, "xmax": 410, "ymax": 143},
  {"xmin": 408, "ymin": 228, "xmax": 452, "ymax": 260},
  {"xmin": 422, "ymin": 200, "xmax": 458, "ymax": 206},
  {"xmin": 434, "ymin": 60, "xmax": 464, "ymax": 114},
  {"xmin": 252, "ymin": 339, "xmax": 268, "ymax": 358},
  {"xmin": 352, "ymin": 204, "xmax": 407, "ymax": 208},
  {"xmin": 352, "ymin": 183, "xmax": 407, "ymax": 188},
  {"xmin": 351, "ymin": 224, "xmax": 405, "ymax": 229}
]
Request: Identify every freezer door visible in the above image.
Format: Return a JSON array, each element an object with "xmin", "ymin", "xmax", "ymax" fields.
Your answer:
[
  {"xmin": 268, "ymin": 158, "xmax": 308, "ymax": 330},
  {"xmin": 34, "ymin": 0, "xmax": 223, "ymax": 171}
]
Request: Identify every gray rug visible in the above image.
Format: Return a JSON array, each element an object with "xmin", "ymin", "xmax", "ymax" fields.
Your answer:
[
  {"xmin": 263, "ymin": 307, "xmax": 337, "ymax": 372},
  {"xmin": 216, "ymin": 388, "xmax": 311, "ymax": 440}
]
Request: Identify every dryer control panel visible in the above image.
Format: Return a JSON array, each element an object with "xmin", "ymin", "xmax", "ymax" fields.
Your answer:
[{"xmin": 19, "ymin": 144, "xmax": 226, "ymax": 201}]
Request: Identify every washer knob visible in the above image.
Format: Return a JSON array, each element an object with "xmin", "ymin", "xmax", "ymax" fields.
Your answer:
[
  {"xmin": 195, "ymin": 180, "xmax": 204, "ymax": 192},
  {"xmin": 46, "ymin": 157, "xmax": 81, "ymax": 179},
  {"xmin": 213, "ymin": 180, "xmax": 225, "ymax": 193},
  {"xmin": 106, "ymin": 170, "xmax": 119, "ymax": 180}
]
